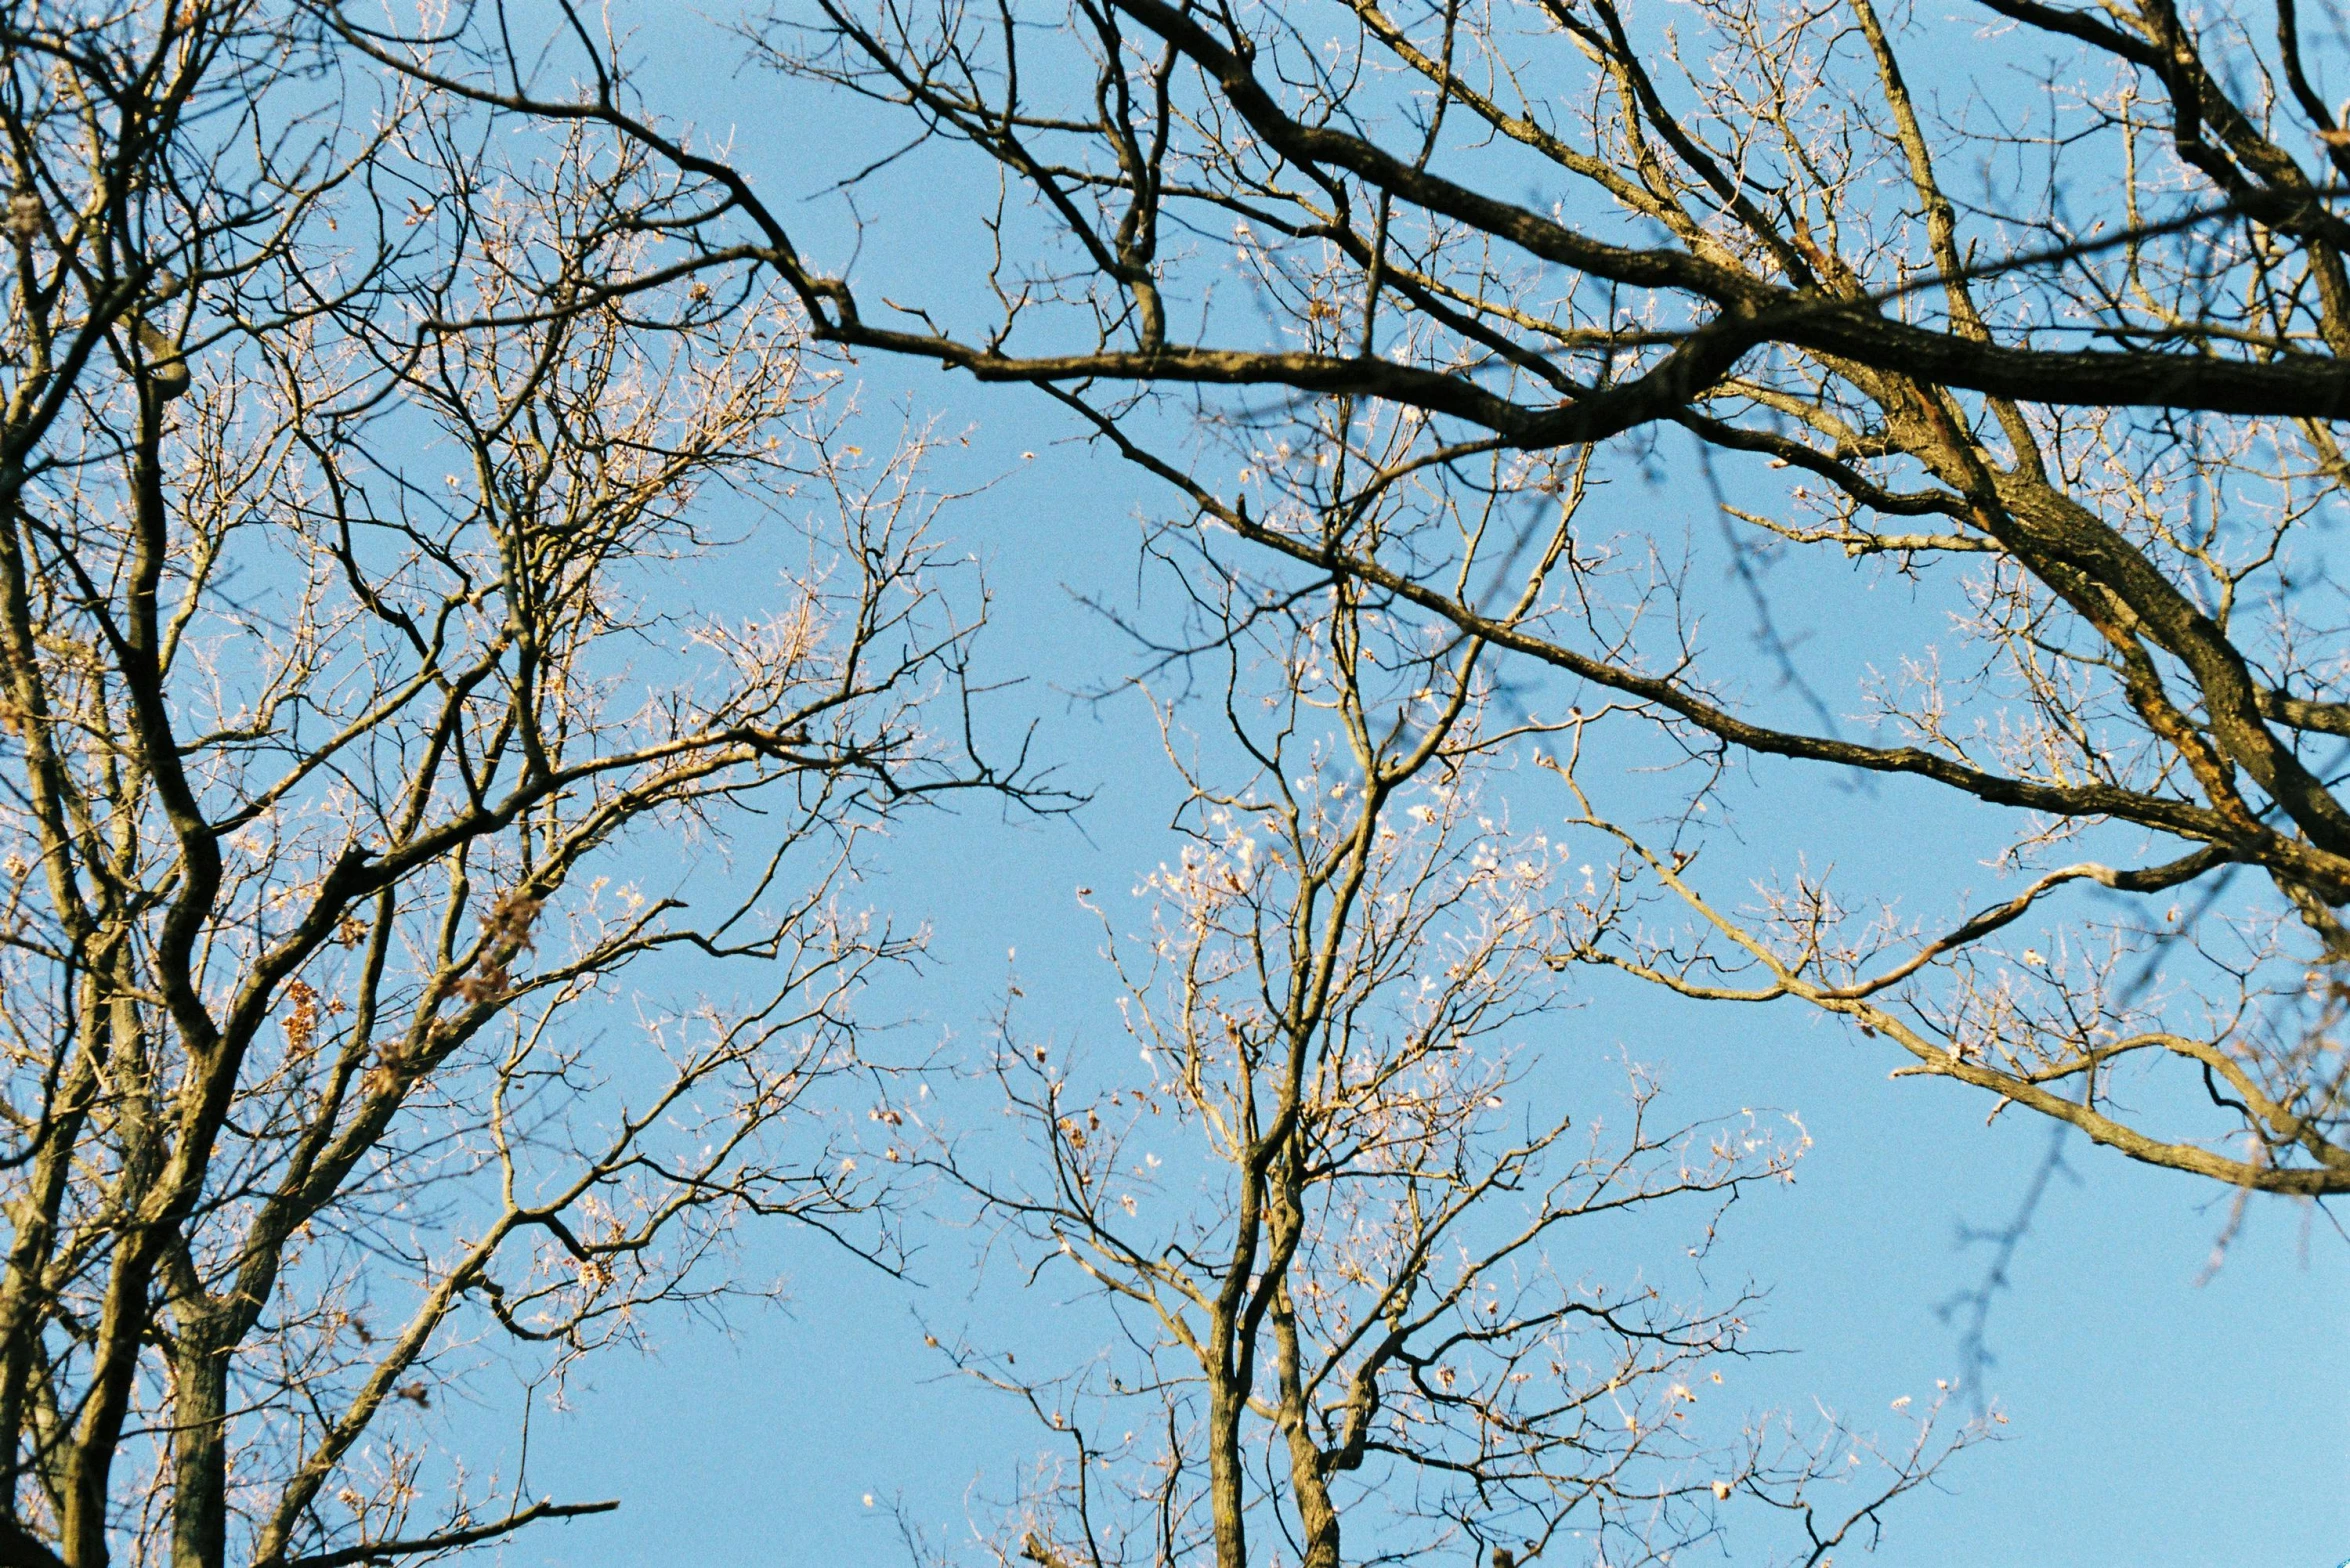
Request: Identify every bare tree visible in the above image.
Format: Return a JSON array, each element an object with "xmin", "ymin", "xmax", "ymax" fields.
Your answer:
[
  {"xmin": 343, "ymin": 0, "xmax": 2350, "ymax": 1195},
  {"xmin": 0, "ymin": 6, "xmax": 1038, "ymax": 1566},
  {"xmin": 887, "ymin": 545, "xmax": 1982, "ymax": 1568}
]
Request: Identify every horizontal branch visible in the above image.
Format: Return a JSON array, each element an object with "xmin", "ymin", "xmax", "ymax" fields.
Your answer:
[{"xmin": 274, "ymin": 1498, "xmax": 620, "ymax": 1568}]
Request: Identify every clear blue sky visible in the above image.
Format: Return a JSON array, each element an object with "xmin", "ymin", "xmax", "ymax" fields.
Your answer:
[{"xmin": 462, "ymin": 9, "xmax": 2350, "ymax": 1566}]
